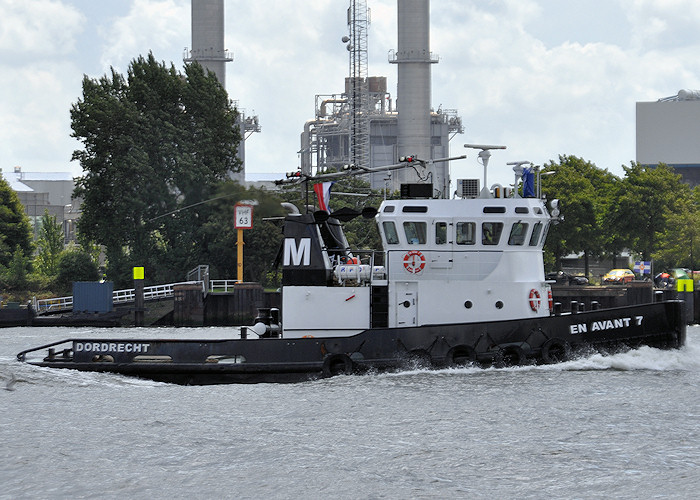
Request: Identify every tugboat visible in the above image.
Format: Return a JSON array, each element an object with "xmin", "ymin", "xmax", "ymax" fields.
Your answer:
[{"xmin": 17, "ymin": 147, "xmax": 686, "ymax": 384}]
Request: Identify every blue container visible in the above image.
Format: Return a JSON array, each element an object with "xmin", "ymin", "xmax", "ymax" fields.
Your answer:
[{"xmin": 72, "ymin": 282, "xmax": 114, "ymax": 313}]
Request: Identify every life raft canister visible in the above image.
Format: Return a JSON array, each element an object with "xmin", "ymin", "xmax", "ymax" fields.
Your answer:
[
  {"xmin": 529, "ymin": 289, "xmax": 541, "ymax": 312},
  {"xmin": 403, "ymin": 250, "xmax": 426, "ymax": 274}
]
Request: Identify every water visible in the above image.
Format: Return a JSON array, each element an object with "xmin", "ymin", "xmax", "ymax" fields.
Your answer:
[{"xmin": 2, "ymin": 326, "xmax": 700, "ymax": 499}]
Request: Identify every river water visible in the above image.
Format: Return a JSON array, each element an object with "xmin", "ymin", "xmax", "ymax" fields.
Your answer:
[{"xmin": 1, "ymin": 325, "xmax": 699, "ymax": 499}]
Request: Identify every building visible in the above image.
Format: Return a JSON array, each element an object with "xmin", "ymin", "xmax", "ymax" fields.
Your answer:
[
  {"xmin": 1, "ymin": 167, "xmax": 80, "ymax": 244},
  {"xmin": 636, "ymin": 89, "xmax": 700, "ymax": 186}
]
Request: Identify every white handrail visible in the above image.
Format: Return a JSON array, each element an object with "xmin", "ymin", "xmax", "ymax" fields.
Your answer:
[{"xmin": 34, "ymin": 280, "xmax": 207, "ymax": 314}]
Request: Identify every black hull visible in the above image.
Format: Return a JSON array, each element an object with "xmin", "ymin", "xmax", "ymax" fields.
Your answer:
[{"xmin": 18, "ymin": 301, "xmax": 686, "ymax": 385}]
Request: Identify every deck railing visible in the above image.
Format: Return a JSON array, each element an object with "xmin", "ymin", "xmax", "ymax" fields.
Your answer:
[{"xmin": 34, "ymin": 280, "xmax": 210, "ymax": 314}]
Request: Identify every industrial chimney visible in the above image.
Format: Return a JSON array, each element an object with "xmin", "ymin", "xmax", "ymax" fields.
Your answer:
[{"xmin": 390, "ymin": 0, "xmax": 439, "ymax": 187}]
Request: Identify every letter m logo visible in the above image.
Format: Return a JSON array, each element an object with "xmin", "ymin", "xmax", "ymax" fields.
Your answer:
[{"xmin": 283, "ymin": 238, "xmax": 311, "ymax": 266}]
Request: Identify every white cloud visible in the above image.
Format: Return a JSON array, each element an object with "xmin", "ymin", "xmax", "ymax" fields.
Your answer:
[
  {"xmin": 99, "ymin": 0, "xmax": 189, "ymax": 73},
  {"xmin": 0, "ymin": 0, "xmax": 85, "ymax": 59}
]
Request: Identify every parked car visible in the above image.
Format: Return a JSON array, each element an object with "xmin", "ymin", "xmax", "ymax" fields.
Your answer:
[
  {"xmin": 546, "ymin": 271, "xmax": 589, "ymax": 285},
  {"xmin": 602, "ymin": 268, "xmax": 635, "ymax": 284}
]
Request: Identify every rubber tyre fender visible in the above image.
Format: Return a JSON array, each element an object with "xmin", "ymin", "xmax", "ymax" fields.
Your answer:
[
  {"xmin": 406, "ymin": 349, "xmax": 433, "ymax": 368},
  {"xmin": 495, "ymin": 345, "xmax": 526, "ymax": 367},
  {"xmin": 540, "ymin": 338, "xmax": 571, "ymax": 364},
  {"xmin": 445, "ymin": 345, "xmax": 477, "ymax": 367},
  {"xmin": 322, "ymin": 353, "xmax": 354, "ymax": 377}
]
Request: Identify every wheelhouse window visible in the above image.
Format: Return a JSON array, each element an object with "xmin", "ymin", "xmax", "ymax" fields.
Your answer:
[
  {"xmin": 436, "ymin": 222, "xmax": 447, "ymax": 245},
  {"xmin": 456, "ymin": 222, "xmax": 476, "ymax": 245},
  {"xmin": 529, "ymin": 222, "xmax": 543, "ymax": 246},
  {"xmin": 482, "ymin": 222, "xmax": 503, "ymax": 245},
  {"xmin": 403, "ymin": 221, "xmax": 427, "ymax": 244},
  {"xmin": 508, "ymin": 222, "xmax": 528, "ymax": 245},
  {"xmin": 382, "ymin": 221, "xmax": 400, "ymax": 245}
]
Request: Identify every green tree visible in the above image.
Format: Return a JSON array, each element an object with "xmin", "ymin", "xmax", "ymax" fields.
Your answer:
[
  {"xmin": 540, "ymin": 155, "xmax": 618, "ymax": 275},
  {"xmin": 652, "ymin": 184, "xmax": 699, "ymax": 270},
  {"xmin": 609, "ymin": 162, "xmax": 690, "ymax": 261},
  {"xmin": 0, "ymin": 176, "xmax": 32, "ymax": 267},
  {"xmin": 35, "ymin": 209, "xmax": 65, "ymax": 277},
  {"xmin": 71, "ymin": 53, "xmax": 241, "ymax": 287},
  {"xmin": 56, "ymin": 250, "xmax": 100, "ymax": 293},
  {"xmin": 0, "ymin": 247, "xmax": 32, "ymax": 291}
]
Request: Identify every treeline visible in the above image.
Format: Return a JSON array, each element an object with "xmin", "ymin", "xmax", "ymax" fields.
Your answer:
[{"xmin": 541, "ymin": 155, "xmax": 698, "ymax": 275}]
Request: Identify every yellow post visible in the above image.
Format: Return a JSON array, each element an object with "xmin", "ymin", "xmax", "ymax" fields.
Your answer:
[{"xmin": 237, "ymin": 228, "xmax": 244, "ymax": 283}]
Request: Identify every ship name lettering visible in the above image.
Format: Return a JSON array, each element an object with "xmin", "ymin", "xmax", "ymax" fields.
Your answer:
[
  {"xmin": 74, "ymin": 342, "xmax": 151, "ymax": 353},
  {"xmin": 570, "ymin": 316, "xmax": 642, "ymax": 335}
]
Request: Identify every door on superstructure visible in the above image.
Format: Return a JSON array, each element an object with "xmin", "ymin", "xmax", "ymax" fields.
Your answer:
[{"xmin": 396, "ymin": 282, "xmax": 418, "ymax": 327}]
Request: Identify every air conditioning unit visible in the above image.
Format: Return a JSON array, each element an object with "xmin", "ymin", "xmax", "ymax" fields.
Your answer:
[{"xmin": 457, "ymin": 179, "xmax": 480, "ymax": 198}]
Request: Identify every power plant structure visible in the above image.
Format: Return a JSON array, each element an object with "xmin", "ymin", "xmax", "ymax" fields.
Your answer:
[
  {"xmin": 184, "ymin": 0, "xmax": 260, "ymax": 182},
  {"xmin": 300, "ymin": 0, "xmax": 463, "ymax": 197}
]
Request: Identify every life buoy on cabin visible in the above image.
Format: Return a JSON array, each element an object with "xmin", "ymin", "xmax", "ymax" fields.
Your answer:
[
  {"xmin": 547, "ymin": 290, "xmax": 553, "ymax": 311},
  {"xmin": 322, "ymin": 353, "xmax": 354, "ymax": 377},
  {"xmin": 529, "ymin": 289, "xmax": 541, "ymax": 311},
  {"xmin": 403, "ymin": 250, "xmax": 426, "ymax": 274},
  {"xmin": 540, "ymin": 338, "xmax": 571, "ymax": 364}
]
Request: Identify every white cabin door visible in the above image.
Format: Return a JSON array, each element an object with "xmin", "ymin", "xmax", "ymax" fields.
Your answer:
[{"xmin": 396, "ymin": 282, "xmax": 418, "ymax": 327}]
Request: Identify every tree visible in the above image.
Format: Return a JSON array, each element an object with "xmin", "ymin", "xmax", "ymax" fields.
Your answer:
[
  {"xmin": 35, "ymin": 210, "xmax": 65, "ymax": 277},
  {"xmin": 56, "ymin": 250, "xmax": 100, "ymax": 293},
  {"xmin": 71, "ymin": 53, "xmax": 241, "ymax": 287},
  {"xmin": 540, "ymin": 155, "xmax": 618, "ymax": 275},
  {"xmin": 609, "ymin": 162, "xmax": 689, "ymax": 261},
  {"xmin": 0, "ymin": 176, "xmax": 32, "ymax": 267}
]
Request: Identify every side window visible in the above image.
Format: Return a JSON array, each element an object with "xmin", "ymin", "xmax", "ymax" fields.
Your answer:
[
  {"xmin": 456, "ymin": 222, "xmax": 476, "ymax": 245},
  {"xmin": 508, "ymin": 222, "xmax": 528, "ymax": 245},
  {"xmin": 382, "ymin": 221, "xmax": 400, "ymax": 245},
  {"xmin": 482, "ymin": 222, "xmax": 503, "ymax": 245},
  {"xmin": 403, "ymin": 221, "xmax": 427, "ymax": 244},
  {"xmin": 436, "ymin": 222, "xmax": 447, "ymax": 245},
  {"xmin": 529, "ymin": 222, "xmax": 543, "ymax": 246}
]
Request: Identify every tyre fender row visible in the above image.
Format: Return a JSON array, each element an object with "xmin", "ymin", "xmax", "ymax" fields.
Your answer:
[{"xmin": 322, "ymin": 338, "xmax": 572, "ymax": 377}]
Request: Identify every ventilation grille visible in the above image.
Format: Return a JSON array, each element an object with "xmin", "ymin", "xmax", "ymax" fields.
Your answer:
[{"xmin": 457, "ymin": 179, "xmax": 480, "ymax": 198}]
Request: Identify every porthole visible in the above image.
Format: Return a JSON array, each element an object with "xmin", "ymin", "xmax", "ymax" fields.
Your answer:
[
  {"xmin": 464, "ymin": 301, "xmax": 473, "ymax": 309},
  {"xmin": 495, "ymin": 301, "xmax": 504, "ymax": 309}
]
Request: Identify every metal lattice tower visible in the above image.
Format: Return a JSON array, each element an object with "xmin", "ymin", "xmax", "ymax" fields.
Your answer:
[{"xmin": 346, "ymin": 0, "xmax": 370, "ymax": 171}]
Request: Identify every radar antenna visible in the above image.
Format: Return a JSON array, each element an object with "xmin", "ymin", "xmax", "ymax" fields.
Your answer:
[{"xmin": 464, "ymin": 144, "xmax": 506, "ymax": 198}]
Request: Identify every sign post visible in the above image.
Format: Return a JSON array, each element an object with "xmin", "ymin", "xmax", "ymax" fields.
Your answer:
[
  {"xmin": 133, "ymin": 266, "xmax": 144, "ymax": 326},
  {"xmin": 234, "ymin": 204, "xmax": 254, "ymax": 283}
]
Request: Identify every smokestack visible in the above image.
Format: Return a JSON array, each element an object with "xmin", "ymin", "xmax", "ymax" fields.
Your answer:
[
  {"xmin": 391, "ymin": 0, "xmax": 437, "ymax": 186},
  {"xmin": 186, "ymin": 0, "xmax": 232, "ymax": 87}
]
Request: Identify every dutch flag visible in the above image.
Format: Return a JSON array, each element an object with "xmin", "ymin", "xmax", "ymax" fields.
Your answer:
[{"xmin": 314, "ymin": 181, "xmax": 335, "ymax": 212}]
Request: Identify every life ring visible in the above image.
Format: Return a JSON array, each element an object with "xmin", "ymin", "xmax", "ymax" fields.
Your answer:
[
  {"xmin": 445, "ymin": 345, "xmax": 477, "ymax": 367},
  {"xmin": 322, "ymin": 353, "xmax": 354, "ymax": 377},
  {"xmin": 547, "ymin": 289, "xmax": 553, "ymax": 311},
  {"xmin": 403, "ymin": 250, "xmax": 426, "ymax": 274},
  {"xmin": 495, "ymin": 345, "xmax": 526, "ymax": 367},
  {"xmin": 540, "ymin": 338, "xmax": 570, "ymax": 364},
  {"xmin": 529, "ymin": 289, "xmax": 541, "ymax": 311}
]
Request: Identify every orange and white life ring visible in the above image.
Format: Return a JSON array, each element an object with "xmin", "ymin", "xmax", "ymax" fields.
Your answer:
[
  {"xmin": 529, "ymin": 289, "xmax": 541, "ymax": 311},
  {"xmin": 403, "ymin": 250, "xmax": 426, "ymax": 274},
  {"xmin": 547, "ymin": 289, "xmax": 553, "ymax": 311}
]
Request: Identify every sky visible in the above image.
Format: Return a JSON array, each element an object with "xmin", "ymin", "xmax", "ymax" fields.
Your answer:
[{"xmin": 2, "ymin": 0, "xmax": 700, "ymax": 185}]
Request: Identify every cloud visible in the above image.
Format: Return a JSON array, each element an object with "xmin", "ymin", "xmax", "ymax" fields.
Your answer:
[
  {"xmin": 99, "ymin": 0, "xmax": 189, "ymax": 73},
  {"xmin": 0, "ymin": 0, "xmax": 85, "ymax": 60}
]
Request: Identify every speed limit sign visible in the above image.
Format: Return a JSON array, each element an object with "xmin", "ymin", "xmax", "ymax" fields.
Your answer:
[{"xmin": 234, "ymin": 204, "xmax": 254, "ymax": 229}]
